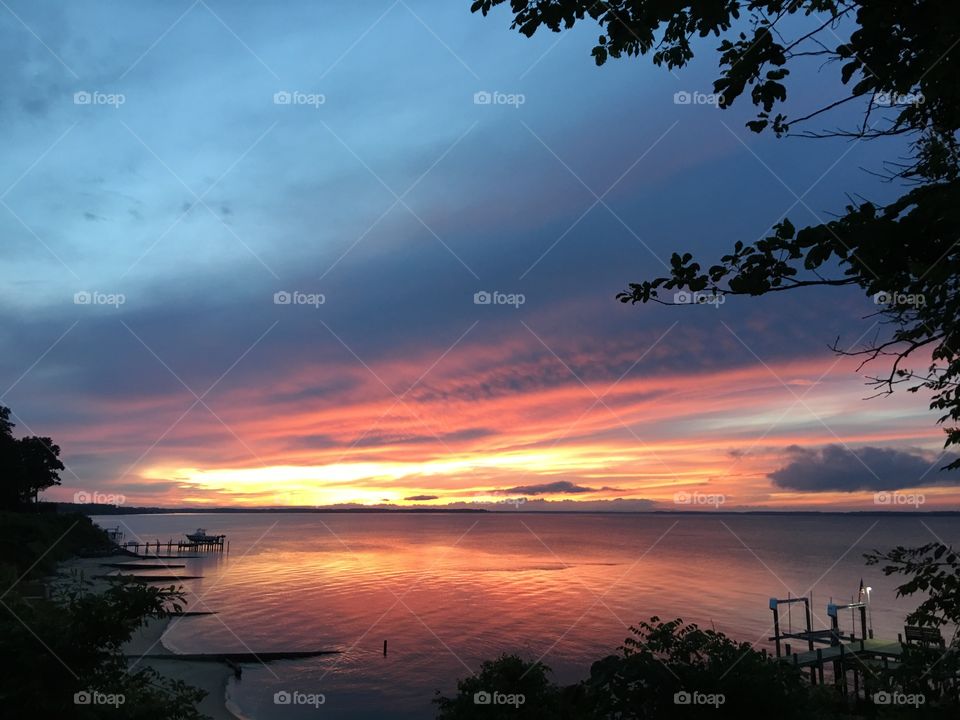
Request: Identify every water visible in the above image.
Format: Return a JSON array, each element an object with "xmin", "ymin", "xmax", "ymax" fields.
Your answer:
[{"xmin": 95, "ymin": 512, "xmax": 960, "ymax": 718}]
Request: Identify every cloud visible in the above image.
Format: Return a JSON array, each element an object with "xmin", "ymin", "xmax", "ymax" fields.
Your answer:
[
  {"xmin": 404, "ymin": 494, "xmax": 439, "ymax": 501},
  {"xmin": 499, "ymin": 480, "xmax": 607, "ymax": 495},
  {"xmin": 768, "ymin": 444, "xmax": 960, "ymax": 492}
]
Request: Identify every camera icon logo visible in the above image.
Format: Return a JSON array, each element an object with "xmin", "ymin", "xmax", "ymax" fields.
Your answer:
[
  {"xmin": 74, "ymin": 291, "xmax": 92, "ymax": 305},
  {"xmin": 673, "ymin": 290, "xmax": 692, "ymax": 304},
  {"xmin": 673, "ymin": 91, "xmax": 691, "ymax": 105},
  {"xmin": 74, "ymin": 490, "xmax": 91, "ymax": 503},
  {"xmin": 473, "ymin": 691, "xmax": 492, "ymax": 705},
  {"xmin": 74, "ymin": 91, "xmax": 92, "ymax": 105},
  {"xmin": 474, "ymin": 91, "xmax": 492, "ymax": 105},
  {"xmin": 74, "ymin": 691, "xmax": 92, "ymax": 705},
  {"xmin": 674, "ymin": 691, "xmax": 692, "ymax": 705},
  {"xmin": 473, "ymin": 291, "xmax": 492, "ymax": 305},
  {"xmin": 873, "ymin": 691, "xmax": 891, "ymax": 705},
  {"xmin": 274, "ymin": 690, "xmax": 292, "ymax": 705},
  {"xmin": 273, "ymin": 91, "xmax": 292, "ymax": 105},
  {"xmin": 274, "ymin": 291, "xmax": 292, "ymax": 305}
]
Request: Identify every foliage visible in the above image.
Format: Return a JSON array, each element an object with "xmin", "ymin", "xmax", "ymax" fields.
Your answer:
[
  {"xmin": 0, "ymin": 405, "xmax": 66, "ymax": 508},
  {"xmin": 580, "ymin": 617, "xmax": 814, "ymax": 718},
  {"xmin": 434, "ymin": 653, "xmax": 566, "ymax": 719},
  {"xmin": 0, "ymin": 510, "xmax": 113, "ymax": 584},
  {"xmin": 865, "ymin": 543, "xmax": 960, "ymax": 707},
  {"xmin": 0, "ymin": 575, "xmax": 208, "ymax": 719},
  {"xmin": 435, "ymin": 620, "xmax": 826, "ymax": 719},
  {"xmin": 865, "ymin": 542, "xmax": 960, "ymax": 630},
  {"xmin": 470, "ymin": 1, "xmax": 960, "ymax": 469},
  {"xmin": 0, "ymin": 512, "xmax": 209, "ymax": 718}
]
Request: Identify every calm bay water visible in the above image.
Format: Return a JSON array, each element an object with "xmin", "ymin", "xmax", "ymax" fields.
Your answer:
[{"xmin": 94, "ymin": 512, "xmax": 960, "ymax": 719}]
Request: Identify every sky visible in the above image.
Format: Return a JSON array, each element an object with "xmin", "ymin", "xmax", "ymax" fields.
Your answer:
[{"xmin": 1, "ymin": 0, "xmax": 957, "ymax": 511}]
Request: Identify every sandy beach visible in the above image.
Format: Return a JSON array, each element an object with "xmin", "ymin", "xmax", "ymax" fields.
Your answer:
[{"xmin": 54, "ymin": 554, "xmax": 238, "ymax": 720}]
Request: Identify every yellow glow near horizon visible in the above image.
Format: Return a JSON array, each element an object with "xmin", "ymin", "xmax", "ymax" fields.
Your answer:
[{"xmin": 142, "ymin": 449, "xmax": 610, "ymax": 504}]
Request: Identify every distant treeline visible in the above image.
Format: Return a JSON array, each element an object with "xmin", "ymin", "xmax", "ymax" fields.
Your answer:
[{"xmin": 56, "ymin": 502, "xmax": 489, "ymax": 515}]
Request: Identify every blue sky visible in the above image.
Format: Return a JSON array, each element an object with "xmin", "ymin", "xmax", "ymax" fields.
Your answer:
[{"xmin": 1, "ymin": 1, "xmax": 953, "ymax": 509}]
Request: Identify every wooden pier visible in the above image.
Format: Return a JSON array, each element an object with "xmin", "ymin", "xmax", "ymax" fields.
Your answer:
[
  {"xmin": 118, "ymin": 536, "xmax": 228, "ymax": 555},
  {"xmin": 132, "ymin": 649, "xmax": 340, "ymax": 663}
]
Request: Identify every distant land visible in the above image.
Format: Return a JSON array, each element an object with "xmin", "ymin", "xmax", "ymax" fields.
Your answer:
[{"xmin": 55, "ymin": 503, "xmax": 960, "ymax": 516}]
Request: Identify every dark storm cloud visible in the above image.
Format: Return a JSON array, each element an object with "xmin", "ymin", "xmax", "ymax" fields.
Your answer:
[
  {"xmin": 404, "ymin": 495, "xmax": 439, "ymax": 501},
  {"xmin": 768, "ymin": 444, "xmax": 960, "ymax": 492}
]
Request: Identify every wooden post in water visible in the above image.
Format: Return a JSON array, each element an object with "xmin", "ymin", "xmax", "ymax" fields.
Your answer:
[
  {"xmin": 383, "ymin": 640, "xmax": 387, "ymax": 657},
  {"xmin": 770, "ymin": 598, "xmax": 781, "ymax": 657}
]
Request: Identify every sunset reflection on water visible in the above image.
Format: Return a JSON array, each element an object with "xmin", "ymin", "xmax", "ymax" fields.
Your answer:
[{"xmin": 100, "ymin": 512, "xmax": 960, "ymax": 719}]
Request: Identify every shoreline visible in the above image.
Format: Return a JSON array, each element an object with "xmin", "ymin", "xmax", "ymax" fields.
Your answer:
[{"xmin": 55, "ymin": 554, "xmax": 239, "ymax": 720}]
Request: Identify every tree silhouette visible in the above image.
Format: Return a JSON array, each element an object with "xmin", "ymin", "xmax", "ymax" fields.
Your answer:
[
  {"xmin": 0, "ymin": 406, "xmax": 65, "ymax": 508},
  {"xmin": 471, "ymin": 1, "xmax": 959, "ymax": 468}
]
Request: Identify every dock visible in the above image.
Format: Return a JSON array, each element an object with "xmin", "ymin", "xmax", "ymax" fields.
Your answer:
[
  {"xmin": 94, "ymin": 574, "xmax": 205, "ymax": 582},
  {"xmin": 788, "ymin": 638, "xmax": 903, "ymax": 668},
  {"xmin": 119, "ymin": 537, "xmax": 227, "ymax": 554},
  {"xmin": 767, "ymin": 594, "xmax": 953, "ymax": 696},
  {"xmin": 132, "ymin": 649, "xmax": 340, "ymax": 662},
  {"xmin": 101, "ymin": 562, "xmax": 187, "ymax": 569}
]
